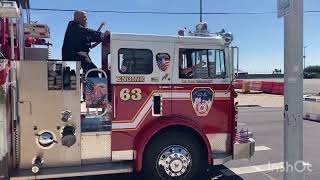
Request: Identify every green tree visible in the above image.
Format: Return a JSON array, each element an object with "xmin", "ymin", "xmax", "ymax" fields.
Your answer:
[{"xmin": 304, "ymin": 65, "xmax": 320, "ymax": 74}]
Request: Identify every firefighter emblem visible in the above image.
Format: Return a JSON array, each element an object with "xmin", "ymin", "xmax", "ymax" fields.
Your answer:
[
  {"xmin": 191, "ymin": 88, "xmax": 214, "ymax": 116},
  {"xmin": 156, "ymin": 53, "xmax": 171, "ymax": 71}
]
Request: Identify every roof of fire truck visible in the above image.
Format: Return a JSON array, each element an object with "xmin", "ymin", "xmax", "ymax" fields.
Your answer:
[{"xmin": 111, "ymin": 32, "xmax": 232, "ymax": 46}]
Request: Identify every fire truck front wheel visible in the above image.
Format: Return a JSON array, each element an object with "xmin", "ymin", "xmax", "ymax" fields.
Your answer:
[{"xmin": 143, "ymin": 131, "xmax": 207, "ymax": 180}]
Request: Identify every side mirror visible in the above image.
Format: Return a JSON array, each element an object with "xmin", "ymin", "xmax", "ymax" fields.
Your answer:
[
  {"xmin": 225, "ymin": 46, "xmax": 239, "ymax": 93},
  {"xmin": 231, "ymin": 46, "xmax": 239, "ymax": 78}
]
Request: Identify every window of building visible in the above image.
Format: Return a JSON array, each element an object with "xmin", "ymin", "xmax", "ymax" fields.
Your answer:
[
  {"xmin": 179, "ymin": 48, "xmax": 226, "ymax": 79},
  {"xmin": 118, "ymin": 48, "xmax": 153, "ymax": 74}
]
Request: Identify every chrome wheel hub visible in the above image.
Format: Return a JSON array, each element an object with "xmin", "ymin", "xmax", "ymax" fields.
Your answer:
[{"xmin": 157, "ymin": 145, "xmax": 191, "ymax": 177}]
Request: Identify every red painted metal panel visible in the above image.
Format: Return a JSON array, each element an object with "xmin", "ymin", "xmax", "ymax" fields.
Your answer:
[
  {"xmin": 133, "ymin": 117, "xmax": 213, "ymax": 172},
  {"xmin": 111, "ymin": 84, "xmax": 172, "ymax": 151},
  {"xmin": 111, "ymin": 82, "xmax": 235, "ymax": 171},
  {"xmin": 171, "ymin": 84, "xmax": 232, "ymax": 134}
]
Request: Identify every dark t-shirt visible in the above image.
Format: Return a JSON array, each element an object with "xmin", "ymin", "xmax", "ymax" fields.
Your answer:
[{"xmin": 62, "ymin": 21, "xmax": 103, "ymax": 60}]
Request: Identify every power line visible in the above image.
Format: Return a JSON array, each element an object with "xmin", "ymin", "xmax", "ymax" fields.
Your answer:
[{"xmin": 29, "ymin": 8, "xmax": 320, "ymax": 15}]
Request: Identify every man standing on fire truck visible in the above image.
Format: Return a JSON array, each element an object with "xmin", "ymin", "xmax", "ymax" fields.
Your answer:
[{"xmin": 62, "ymin": 10, "xmax": 109, "ymax": 77}]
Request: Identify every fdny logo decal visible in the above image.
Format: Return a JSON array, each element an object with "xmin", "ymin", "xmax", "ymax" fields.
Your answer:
[{"xmin": 191, "ymin": 88, "xmax": 214, "ymax": 116}]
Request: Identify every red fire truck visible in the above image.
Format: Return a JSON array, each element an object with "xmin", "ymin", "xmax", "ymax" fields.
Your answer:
[{"xmin": 0, "ymin": 1, "xmax": 255, "ymax": 180}]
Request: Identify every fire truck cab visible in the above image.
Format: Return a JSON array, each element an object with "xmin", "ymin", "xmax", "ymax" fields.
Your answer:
[{"xmin": 0, "ymin": 2, "xmax": 255, "ymax": 180}]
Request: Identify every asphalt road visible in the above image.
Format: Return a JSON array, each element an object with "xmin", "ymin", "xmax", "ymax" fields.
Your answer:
[{"xmin": 68, "ymin": 107, "xmax": 320, "ymax": 180}]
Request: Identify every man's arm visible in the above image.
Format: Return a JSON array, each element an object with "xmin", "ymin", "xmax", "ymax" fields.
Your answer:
[
  {"xmin": 90, "ymin": 31, "xmax": 110, "ymax": 49},
  {"xmin": 76, "ymin": 23, "xmax": 103, "ymax": 42},
  {"xmin": 180, "ymin": 62, "xmax": 205, "ymax": 74},
  {"xmin": 91, "ymin": 23, "xmax": 107, "ymax": 49}
]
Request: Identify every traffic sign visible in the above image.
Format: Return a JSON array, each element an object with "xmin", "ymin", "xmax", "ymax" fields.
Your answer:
[{"xmin": 278, "ymin": 0, "xmax": 292, "ymax": 18}]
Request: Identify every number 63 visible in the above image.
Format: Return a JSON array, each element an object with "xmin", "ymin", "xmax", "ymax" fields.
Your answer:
[{"xmin": 120, "ymin": 88, "xmax": 142, "ymax": 101}]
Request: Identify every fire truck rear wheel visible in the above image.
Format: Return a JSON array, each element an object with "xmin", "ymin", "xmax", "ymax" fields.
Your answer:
[{"xmin": 143, "ymin": 131, "xmax": 207, "ymax": 180}]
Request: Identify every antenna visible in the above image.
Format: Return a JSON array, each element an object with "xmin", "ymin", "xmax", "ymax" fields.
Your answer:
[{"xmin": 200, "ymin": 0, "xmax": 203, "ymax": 22}]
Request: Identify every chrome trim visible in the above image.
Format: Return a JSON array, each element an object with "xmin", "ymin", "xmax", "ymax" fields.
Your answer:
[
  {"xmin": 9, "ymin": 18, "xmax": 15, "ymax": 59},
  {"xmin": 159, "ymin": 86, "xmax": 171, "ymax": 89},
  {"xmin": 112, "ymin": 150, "xmax": 134, "ymax": 161},
  {"xmin": 206, "ymin": 133, "xmax": 231, "ymax": 154},
  {"xmin": 0, "ymin": 90, "xmax": 7, "ymax": 162},
  {"xmin": 81, "ymin": 133, "xmax": 112, "ymax": 163},
  {"xmin": 10, "ymin": 161, "xmax": 133, "ymax": 180},
  {"xmin": 157, "ymin": 145, "xmax": 191, "ymax": 178},
  {"xmin": 81, "ymin": 131, "xmax": 111, "ymax": 136},
  {"xmin": 233, "ymin": 138, "xmax": 255, "ymax": 160}
]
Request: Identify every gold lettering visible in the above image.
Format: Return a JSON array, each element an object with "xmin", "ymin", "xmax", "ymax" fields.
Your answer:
[
  {"xmin": 132, "ymin": 77, "xmax": 138, "ymax": 82},
  {"xmin": 116, "ymin": 76, "xmax": 145, "ymax": 82}
]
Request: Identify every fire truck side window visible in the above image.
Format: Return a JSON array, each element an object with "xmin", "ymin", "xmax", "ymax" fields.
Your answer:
[
  {"xmin": 179, "ymin": 49, "xmax": 225, "ymax": 79},
  {"xmin": 118, "ymin": 48, "xmax": 153, "ymax": 74}
]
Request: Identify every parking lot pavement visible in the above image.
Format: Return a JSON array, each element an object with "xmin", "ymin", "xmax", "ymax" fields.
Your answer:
[
  {"xmin": 222, "ymin": 107, "xmax": 320, "ymax": 180},
  {"xmin": 236, "ymin": 93, "xmax": 284, "ymax": 108},
  {"xmin": 67, "ymin": 107, "xmax": 320, "ymax": 180}
]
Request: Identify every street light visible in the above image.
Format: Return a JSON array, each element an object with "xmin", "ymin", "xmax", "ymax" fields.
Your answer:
[{"xmin": 303, "ymin": 46, "xmax": 306, "ymax": 70}]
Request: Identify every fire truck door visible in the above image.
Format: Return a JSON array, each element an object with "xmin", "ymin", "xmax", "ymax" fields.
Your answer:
[
  {"xmin": 171, "ymin": 43, "xmax": 231, "ymax": 132},
  {"xmin": 110, "ymin": 40, "xmax": 174, "ymax": 153}
]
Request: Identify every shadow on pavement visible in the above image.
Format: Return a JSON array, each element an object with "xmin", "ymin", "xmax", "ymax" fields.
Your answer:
[
  {"xmin": 64, "ymin": 165, "xmax": 243, "ymax": 180},
  {"xmin": 207, "ymin": 165, "xmax": 244, "ymax": 180}
]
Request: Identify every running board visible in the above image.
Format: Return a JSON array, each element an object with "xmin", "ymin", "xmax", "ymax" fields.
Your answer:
[
  {"xmin": 10, "ymin": 161, "xmax": 133, "ymax": 180},
  {"xmin": 212, "ymin": 152, "xmax": 232, "ymax": 165}
]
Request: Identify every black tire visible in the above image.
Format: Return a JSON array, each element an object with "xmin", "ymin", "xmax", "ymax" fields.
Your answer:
[{"xmin": 142, "ymin": 131, "xmax": 207, "ymax": 180}]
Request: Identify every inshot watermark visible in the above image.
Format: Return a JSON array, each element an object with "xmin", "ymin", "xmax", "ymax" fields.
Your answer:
[{"xmin": 267, "ymin": 161, "xmax": 312, "ymax": 173}]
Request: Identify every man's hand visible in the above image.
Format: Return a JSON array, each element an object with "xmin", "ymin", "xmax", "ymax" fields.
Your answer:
[
  {"xmin": 103, "ymin": 30, "xmax": 110, "ymax": 39},
  {"xmin": 97, "ymin": 22, "xmax": 106, "ymax": 31},
  {"xmin": 91, "ymin": 30, "xmax": 110, "ymax": 49},
  {"xmin": 195, "ymin": 61, "xmax": 206, "ymax": 68}
]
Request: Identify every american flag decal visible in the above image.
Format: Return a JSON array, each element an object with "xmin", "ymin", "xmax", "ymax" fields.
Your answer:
[
  {"xmin": 156, "ymin": 53, "xmax": 171, "ymax": 71},
  {"xmin": 85, "ymin": 78, "xmax": 108, "ymax": 108}
]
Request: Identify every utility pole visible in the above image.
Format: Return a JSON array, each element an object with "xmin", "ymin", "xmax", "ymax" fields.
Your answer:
[
  {"xmin": 303, "ymin": 45, "xmax": 307, "ymax": 70},
  {"xmin": 200, "ymin": 0, "xmax": 202, "ymax": 22},
  {"xmin": 284, "ymin": 0, "xmax": 304, "ymax": 180}
]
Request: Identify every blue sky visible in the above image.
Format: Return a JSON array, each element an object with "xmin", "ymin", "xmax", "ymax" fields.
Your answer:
[{"xmin": 29, "ymin": 0, "xmax": 320, "ymax": 73}]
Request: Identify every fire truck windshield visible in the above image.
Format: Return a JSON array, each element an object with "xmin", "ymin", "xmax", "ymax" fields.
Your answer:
[{"xmin": 179, "ymin": 48, "xmax": 226, "ymax": 79}]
